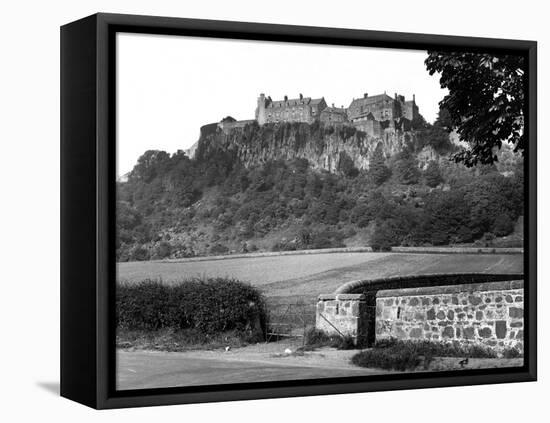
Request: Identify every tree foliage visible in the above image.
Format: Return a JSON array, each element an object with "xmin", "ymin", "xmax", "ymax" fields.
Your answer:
[
  {"xmin": 338, "ymin": 151, "xmax": 359, "ymax": 178},
  {"xmin": 425, "ymin": 52, "xmax": 525, "ymax": 166},
  {"xmin": 392, "ymin": 150, "xmax": 420, "ymax": 185},
  {"xmin": 368, "ymin": 143, "xmax": 391, "ymax": 185},
  {"xmin": 424, "ymin": 160, "xmax": 444, "ymax": 187},
  {"xmin": 116, "ymin": 128, "xmax": 524, "ymax": 260}
]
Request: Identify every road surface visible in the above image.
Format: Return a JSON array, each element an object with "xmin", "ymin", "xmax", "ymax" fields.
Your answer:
[{"xmin": 116, "ymin": 347, "xmax": 383, "ymax": 390}]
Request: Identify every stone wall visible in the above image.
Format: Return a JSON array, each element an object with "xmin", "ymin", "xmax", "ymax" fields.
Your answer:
[
  {"xmin": 218, "ymin": 119, "xmax": 255, "ymax": 133},
  {"xmin": 375, "ymin": 280, "xmax": 524, "ymax": 351},
  {"xmin": 316, "ymin": 293, "xmax": 370, "ymax": 346}
]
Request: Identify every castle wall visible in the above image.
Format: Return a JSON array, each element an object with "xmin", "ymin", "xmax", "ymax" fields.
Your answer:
[
  {"xmin": 370, "ymin": 99, "xmax": 398, "ymax": 121},
  {"xmin": 403, "ymin": 101, "xmax": 419, "ymax": 121},
  {"xmin": 320, "ymin": 109, "xmax": 347, "ymax": 124},
  {"xmin": 310, "ymin": 98, "xmax": 327, "ymax": 119},
  {"xmin": 353, "ymin": 119, "xmax": 382, "ymax": 138},
  {"xmin": 218, "ymin": 119, "xmax": 255, "ymax": 133},
  {"xmin": 256, "ymin": 93, "xmax": 419, "ymax": 133},
  {"xmin": 266, "ymin": 104, "xmax": 314, "ymax": 124}
]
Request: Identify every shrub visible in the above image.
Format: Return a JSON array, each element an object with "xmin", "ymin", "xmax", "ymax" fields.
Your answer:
[
  {"xmin": 351, "ymin": 346, "xmax": 423, "ymax": 371},
  {"xmin": 481, "ymin": 232, "xmax": 496, "ymax": 247},
  {"xmin": 337, "ymin": 335, "xmax": 357, "ymax": 350},
  {"xmin": 370, "ymin": 221, "xmax": 398, "ymax": 251},
  {"xmin": 351, "ymin": 339, "xmax": 498, "ymax": 371},
  {"xmin": 304, "ymin": 328, "xmax": 333, "ymax": 347},
  {"xmin": 338, "ymin": 151, "xmax": 359, "ymax": 178},
  {"xmin": 374, "ymin": 338, "xmax": 497, "ymax": 359},
  {"xmin": 424, "ymin": 160, "xmax": 444, "ymax": 187},
  {"xmin": 116, "ymin": 278, "xmax": 267, "ymax": 338},
  {"xmin": 271, "ymin": 238, "xmax": 297, "ymax": 251},
  {"xmin": 368, "ymin": 144, "xmax": 391, "ymax": 185},
  {"xmin": 493, "ymin": 214, "xmax": 515, "ymax": 237},
  {"xmin": 153, "ymin": 241, "xmax": 172, "ymax": 259},
  {"xmin": 392, "ymin": 152, "xmax": 421, "ymax": 185},
  {"xmin": 310, "ymin": 230, "xmax": 345, "ymax": 249},
  {"xmin": 304, "ymin": 329, "xmax": 358, "ymax": 350},
  {"xmin": 502, "ymin": 347, "xmax": 523, "ymax": 359},
  {"xmin": 209, "ymin": 244, "xmax": 229, "ymax": 255},
  {"xmin": 130, "ymin": 245, "xmax": 150, "ymax": 261}
]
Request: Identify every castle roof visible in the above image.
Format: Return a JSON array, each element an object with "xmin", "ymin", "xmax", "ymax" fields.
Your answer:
[
  {"xmin": 348, "ymin": 93, "xmax": 394, "ymax": 109},
  {"xmin": 267, "ymin": 96, "xmax": 325, "ymax": 108},
  {"xmin": 322, "ymin": 107, "xmax": 347, "ymax": 115}
]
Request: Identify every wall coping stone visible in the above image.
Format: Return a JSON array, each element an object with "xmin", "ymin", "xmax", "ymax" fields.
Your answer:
[
  {"xmin": 318, "ymin": 293, "xmax": 366, "ymax": 301},
  {"xmin": 335, "ymin": 273, "xmax": 524, "ymax": 294},
  {"xmin": 376, "ymin": 280, "xmax": 524, "ymax": 298}
]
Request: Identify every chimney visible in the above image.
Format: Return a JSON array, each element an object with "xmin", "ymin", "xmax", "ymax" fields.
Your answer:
[
  {"xmin": 394, "ymin": 92, "xmax": 397, "ymax": 99},
  {"xmin": 299, "ymin": 93, "xmax": 303, "ymax": 99},
  {"xmin": 363, "ymin": 93, "xmax": 368, "ymax": 99},
  {"xmin": 284, "ymin": 95, "xmax": 288, "ymax": 101},
  {"xmin": 413, "ymin": 94, "xmax": 416, "ymax": 102}
]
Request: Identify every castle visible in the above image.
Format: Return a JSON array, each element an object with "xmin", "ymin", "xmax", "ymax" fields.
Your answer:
[
  {"xmin": 195, "ymin": 91, "xmax": 424, "ymax": 173},
  {"xmin": 251, "ymin": 91, "xmax": 419, "ymax": 138}
]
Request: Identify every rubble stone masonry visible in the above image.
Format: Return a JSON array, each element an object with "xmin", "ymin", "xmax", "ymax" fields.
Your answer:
[
  {"xmin": 316, "ymin": 293, "xmax": 370, "ymax": 345},
  {"xmin": 375, "ymin": 280, "xmax": 524, "ymax": 351}
]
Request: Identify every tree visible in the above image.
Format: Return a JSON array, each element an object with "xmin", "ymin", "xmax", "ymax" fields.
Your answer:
[
  {"xmin": 368, "ymin": 143, "xmax": 391, "ymax": 185},
  {"xmin": 424, "ymin": 160, "xmax": 444, "ymax": 187},
  {"xmin": 423, "ymin": 125, "xmax": 453, "ymax": 153},
  {"xmin": 421, "ymin": 190, "xmax": 472, "ymax": 245},
  {"xmin": 434, "ymin": 107, "xmax": 453, "ymax": 132},
  {"xmin": 425, "ymin": 52, "xmax": 525, "ymax": 166},
  {"xmin": 131, "ymin": 150, "xmax": 171, "ymax": 182},
  {"xmin": 392, "ymin": 151, "xmax": 420, "ymax": 185},
  {"xmin": 338, "ymin": 151, "xmax": 359, "ymax": 178},
  {"xmin": 370, "ymin": 220, "xmax": 399, "ymax": 251},
  {"xmin": 493, "ymin": 214, "xmax": 515, "ymax": 237}
]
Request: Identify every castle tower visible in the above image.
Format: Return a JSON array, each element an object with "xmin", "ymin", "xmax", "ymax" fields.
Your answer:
[{"xmin": 255, "ymin": 93, "xmax": 268, "ymax": 125}]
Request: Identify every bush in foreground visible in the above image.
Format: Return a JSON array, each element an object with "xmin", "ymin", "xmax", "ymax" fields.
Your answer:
[
  {"xmin": 304, "ymin": 328, "xmax": 357, "ymax": 350},
  {"xmin": 351, "ymin": 339, "xmax": 499, "ymax": 371},
  {"xmin": 374, "ymin": 338, "xmax": 497, "ymax": 359},
  {"xmin": 116, "ymin": 278, "xmax": 267, "ymax": 340},
  {"xmin": 351, "ymin": 345, "xmax": 423, "ymax": 371}
]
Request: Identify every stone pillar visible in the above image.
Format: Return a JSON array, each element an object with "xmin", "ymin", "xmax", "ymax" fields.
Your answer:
[{"xmin": 315, "ymin": 293, "xmax": 368, "ymax": 346}]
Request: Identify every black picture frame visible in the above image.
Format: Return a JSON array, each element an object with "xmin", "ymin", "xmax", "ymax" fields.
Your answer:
[{"xmin": 60, "ymin": 12, "xmax": 537, "ymax": 409}]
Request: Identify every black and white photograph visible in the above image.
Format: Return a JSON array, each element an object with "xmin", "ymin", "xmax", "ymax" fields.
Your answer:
[
  {"xmin": 4, "ymin": 0, "xmax": 548, "ymax": 419},
  {"xmin": 114, "ymin": 32, "xmax": 528, "ymax": 391}
]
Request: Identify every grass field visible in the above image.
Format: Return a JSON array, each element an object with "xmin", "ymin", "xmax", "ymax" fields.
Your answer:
[{"xmin": 117, "ymin": 252, "xmax": 523, "ymax": 306}]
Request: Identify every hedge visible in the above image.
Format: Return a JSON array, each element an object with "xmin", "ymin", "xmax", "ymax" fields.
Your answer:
[
  {"xmin": 116, "ymin": 278, "xmax": 267, "ymax": 336},
  {"xmin": 351, "ymin": 339, "xmax": 498, "ymax": 371}
]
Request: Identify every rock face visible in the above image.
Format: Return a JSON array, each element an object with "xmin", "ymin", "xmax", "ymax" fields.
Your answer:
[{"xmin": 194, "ymin": 121, "xmax": 419, "ymax": 172}]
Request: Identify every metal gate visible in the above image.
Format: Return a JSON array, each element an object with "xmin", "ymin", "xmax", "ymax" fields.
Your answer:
[{"xmin": 265, "ymin": 301, "xmax": 316, "ymax": 345}]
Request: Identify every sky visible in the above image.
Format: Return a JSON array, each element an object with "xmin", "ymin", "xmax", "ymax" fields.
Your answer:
[{"xmin": 117, "ymin": 33, "xmax": 448, "ymax": 177}]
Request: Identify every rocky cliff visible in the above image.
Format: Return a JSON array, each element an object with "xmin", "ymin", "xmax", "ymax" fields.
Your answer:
[{"xmin": 193, "ymin": 121, "xmax": 425, "ymax": 172}]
